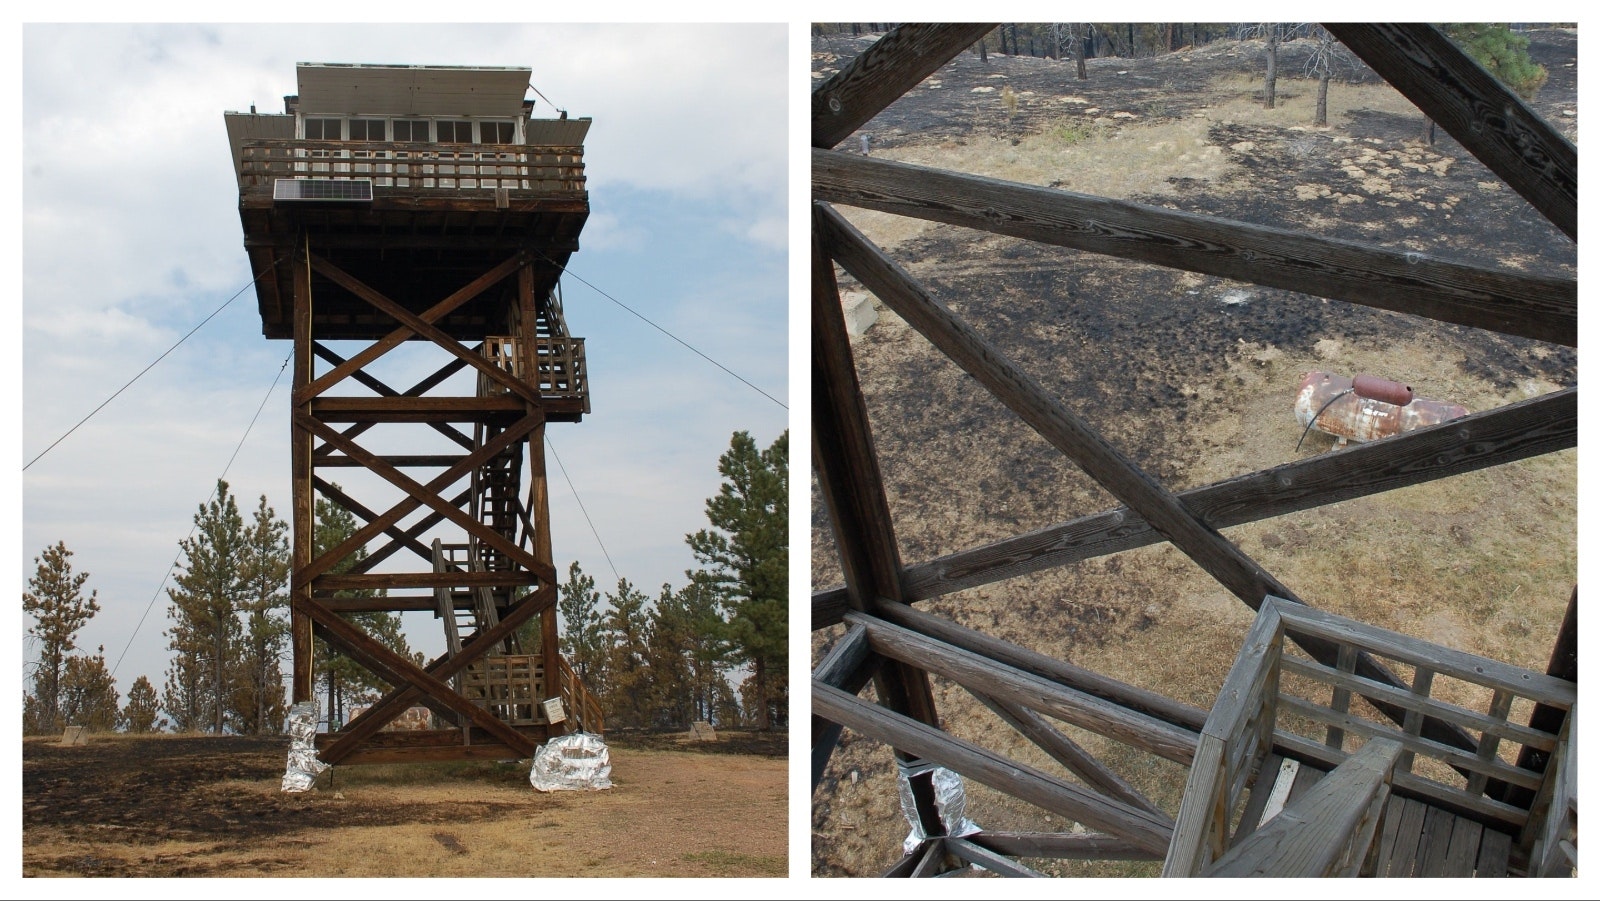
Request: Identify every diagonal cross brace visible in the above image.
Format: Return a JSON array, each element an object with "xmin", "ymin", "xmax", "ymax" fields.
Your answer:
[
  {"xmin": 298, "ymin": 412, "xmax": 553, "ymax": 585},
  {"xmin": 309, "ymin": 254, "xmax": 540, "ymax": 405},
  {"xmin": 294, "ymin": 251, "xmax": 531, "ymax": 403},
  {"xmin": 319, "ymin": 584, "xmax": 556, "ymax": 764}
]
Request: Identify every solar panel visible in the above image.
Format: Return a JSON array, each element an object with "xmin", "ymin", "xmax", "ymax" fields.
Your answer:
[{"xmin": 274, "ymin": 178, "xmax": 374, "ymax": 202}]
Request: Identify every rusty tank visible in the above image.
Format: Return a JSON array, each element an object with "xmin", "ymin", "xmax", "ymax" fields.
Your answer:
[{"xmin": 1295, "ymin": 371, "xmax": 1468, "ymax": 445}]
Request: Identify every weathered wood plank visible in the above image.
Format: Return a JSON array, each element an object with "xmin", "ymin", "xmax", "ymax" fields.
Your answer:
[
  {"xmin": 1372, "ymin": 793, "xmax": 1407, "ymax": 876},
  {"xmin": 1475, "ymin": 827, "xmax": 1512, "ymax": 877},
  {"xmin": 1231, "ymin": 753, "xmax": 1286, "ymax": 844},
  {"xmin": 313, "ymin": 727, "xmax": 550, "ymax": 765},
  {"xmin": 1281, "ymin": 656, "xmax": 1557, "ymax": 753},
  {"xmin": 310, "ymin": 395, "xmax": 526, "ymax": 422},
  {"xmin": 882, "ymin": 842, "xmax": 929, "ymax": 878},
  {"xmin": 1325, "ymin": 24, "xmax": 1576, "ymax": 241},
  {"xmin": 849, "ymin": 611, "xmax": 1199, "ymax": 764},
  {"xmin": 1441, "ymin": 816, "xmax": 1485, "ymax": 877},
  {"xmin": 1500, "ymin": 586, "xmax": 1577, "ymax": 808},
  {"xmin": 1415, "ymin": 805, "xmax": 1456, "ymax": 877},
  {"xmin": 967, "ymin": 831, "xmax": 1163, "ymax": 861},
  {"xmin": 814, "ymin": 682, "xmax": 1175, "ymax": 857},
  {"xmin": 1276, "ymin": 604, "xmax": 1576, "ymax": 708},
  {"xmin": 1207, "ymin": 739, "xmax": 1400, "ymax": 877},
  {"xmin": 1273, "ymin": 731, "xmax": 1528, "ymax": 831},
  {"xmin": 290, "ymin": 245, "xmax": 314, "ymax": 703},
  {"xmin": 811, "ymin": 624, "xmax": 875, "ymax": 790},
  {"xmin": 909, "ymin": 838, "xmax": 945, "ymax": 877},
  {"xmin": 872, "ymin": 600, "xmax": 1207, "ymax": 733},
  {"xmin": 813, "ymin": 150, "xmax": 1575, "ymax": 345},
  {"xmin": 972, "ymin": 690, "xmax": 1171, "ymax": 821},
  {"xmin": 811, "ymin": 24, "xmax": 997, "ymax": 149},
  {"xmin": 814, "ymin": 387, "xmax": 1575, "ymax": 623},
  {"xmin": 315, "ymin": 571, "xmax": 536, "ymax": 590},
  {"xmin": 1162, "ymin": 734, "xmax": 1227, "ymax": 876},
  {"xmin": 944, "ymin": 837, "xmax": 1045, "ymax": 877},
  {"xmin": 1382, "ymin": 796, "xmax": 1428, "ymax": 877},
  {"xmin": 1274, "ymin": 695, "xmax": 1543, "ymax": 790}
]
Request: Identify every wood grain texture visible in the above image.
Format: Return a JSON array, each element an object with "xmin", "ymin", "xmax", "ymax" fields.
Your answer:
[
  {"xmin": 1326, "ymin": 24, "xmax": 1576, "ymax": 241},
  {"xmin": 814, "ymin": 387, "xmax": 1575, "ymax": 622},
  {"xmin": 812, "ymin": 24, "xmax": 997, "ymax": 149},
  {"xmin": 967, "ymin": 831, "xmax": 1164, "ymax": 861},
  {"xmin": 813, "ymin": 149, "xmax": 1574, "ymax": 345}
]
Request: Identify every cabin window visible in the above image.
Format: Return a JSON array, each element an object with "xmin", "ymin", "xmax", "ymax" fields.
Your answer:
[
  {"xmin": 348, "ymin": 119, "xmax": 386, "ymax": 141},
  {"xmin": 437, "ymin": 120, "xmax": 474, "ymax": 143},
  {"xmin": 392, "ymin": 119, "xmax": 429, "ymax": 142},
  {"xmin": 480, "ymin": 121, "xmax": 516, "ymax": 144},
  {"xmin": 304, "ymin": 117, "xmax": 342, "ymax": 140}
]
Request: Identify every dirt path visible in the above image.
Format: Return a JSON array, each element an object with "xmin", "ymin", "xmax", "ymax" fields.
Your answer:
[{"xmin": 23, "ymin": 732, "xmax": 786, "ymax": 877}]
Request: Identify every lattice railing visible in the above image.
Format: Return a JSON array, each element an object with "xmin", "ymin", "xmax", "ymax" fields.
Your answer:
[{"xmin": 239, "ymin": 139, "xmax": 585, "ymax": 192}]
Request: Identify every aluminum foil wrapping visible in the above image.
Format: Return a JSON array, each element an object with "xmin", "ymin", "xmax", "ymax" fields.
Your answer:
[
  {"xmin": 281, "ymin": 701, "xmax": 330, "ymax": 793},
  {"xmin": 529, "ymin": 732, "xmax": 613, "ymax": 792},
  {"xmin": 898, "ymin": 759, "xmax": 981, "ymax": 854}
]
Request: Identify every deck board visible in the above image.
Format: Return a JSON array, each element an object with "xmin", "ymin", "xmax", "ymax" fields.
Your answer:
[
  {"xmin": 1476, "ymin": 827, "xmax": 1513, "ymax": 877},
  {"xmin": 1441, "ymin": 818, "xmax": 1484, "ymax": 876},
  {"xmin": 1415, "ymin": 805, "xmax": 1457, "ymax": 876},
  {"xmin": 1383, "ymin": 798, "xmax": 1429, "ymax": 876}
]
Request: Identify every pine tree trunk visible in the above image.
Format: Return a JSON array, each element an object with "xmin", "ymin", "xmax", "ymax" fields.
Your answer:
[
  {"xmin": 1265, "ymin": 26, "xmax": 1279, "ymax": 109},
  {"xmin": 1316, "ymin": 73, "xmax": 1330, "ymax": 126},
  {"xmin": 1076, "ymin": 27, "xmax": 1088, "ymax": 79},
  {"xmin": 755, "ymin": 657, "xmax": 770, "ymax": 731}
]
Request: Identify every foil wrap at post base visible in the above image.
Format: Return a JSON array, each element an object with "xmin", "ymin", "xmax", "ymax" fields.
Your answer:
[
  {"xmin": 898, "ymin": 758, "xmax": 981, "ymax": 855},
  {"xmin": 281, "ymin": 701, "xmax": 330, "ymax": 792},
  {"xmin": 529, "ymin": 732, "xmax": 613, "ymax": 792}
]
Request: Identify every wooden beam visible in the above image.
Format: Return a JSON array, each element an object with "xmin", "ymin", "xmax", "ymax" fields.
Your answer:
[
  {"xmin": 849, "ymin": 611, "xmax": 1199, "ymax": 765},
  {"xmin": 1326, "ymin": 24, "xmax": 1576, "ymax": 241},
  {"xmin": 872, "ymin": 600, "xmax": 1208, "ymax": 733},
  {"xmin": 302, "ymin": 595, "xmax": 537, "ymax": 756},
  {"xmin": 972, "ymin": 690, "xmax": 1172, "ymax": 822},
  {"xmin": 967, "ymin": 831, "xmax": 1163, "ymax": 861},
  {"xmin": 295, "ymin": 251, "xmax": 528, "ymax": 403},
  {"xmin": 313, "ymin": 727, "xmax": 551, "ymax": 765},
  {"xmin": 316, "ymin": 571, "xmax": 536, "ymax": 591},
  {"xmin": 813, "ymin": 682, "xmax": 1175, "ymax": 857},
  {"xmin": 290, "ymin": 244, "xmax": 314, "ymax": 704},
  {"xmin": 811, "ymin": 210, "xmax": 944, "ymax": 832},
  {"xmin": 811, "ymin": 624, "xmax": 877, "ymax": 791},
  {"xmin": 812, "ymin": 24, "xmax": 997, "ymax": 149},
  {"xmin": 813, "ymin": 386, "xmax": 1575, "ymax": 623},
  {"xmin": 314, "ymin": 479, "xmax": 471, "ymax": 574},
  {"xmin": 318, "ymin": 584, "xmax": 555, "ymax": 764},
  {"xmin": 310, "ymin": 343, "xmax": 475, "ymax": 451},
  {"xmin": 295, "ymin": 411, "xmax": 548, "ymax": 585},
  {"xmin": 943, "ymin": 837, "xmax": 1045, "ymax": 878},
  {"xmin": 812, "ymin": 151, "xmax": 1575, "ymax": 346},
  {"xmin": 309, "ymin": 253, "xmax": 540, "ymax": 405},
  {"xmin": 309, "ymin": 396, "xmax": 526, "ymax": 422}
]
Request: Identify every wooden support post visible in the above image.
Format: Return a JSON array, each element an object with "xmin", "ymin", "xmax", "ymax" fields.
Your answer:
[
  {"xmin": 812, "ymin": 150, "xmax": 1575, "ymax": 346},
  {"xmin": 520, "ymin": 264, "xmax": 562, "ymax": 732},
  {"xmin": 1326, "ymin": 24, "xmax": 1576, "ymax": 242},
  {"xmin": 811, "ymin": 624, "xmax": 878, "ymax": 790},
  {"xmin": 811, "ymin": 214, "xmax": 944, "ymax": 836},
  {"xmin": 290, "ymin": 242, "xmax": 314, "ymax": 704},
  {"xmin": 1497, "ymin": 585, "xmax": 1577, "ymax": 808},
  {"xmin": 812, "ymin": 24, "xmax": 998, "ymax": 149}
]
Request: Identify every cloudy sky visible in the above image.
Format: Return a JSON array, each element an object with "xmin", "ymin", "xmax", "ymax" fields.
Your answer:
[{"xmin": 19, "ymin": 23, "xmax": 789, "ymax": 706}]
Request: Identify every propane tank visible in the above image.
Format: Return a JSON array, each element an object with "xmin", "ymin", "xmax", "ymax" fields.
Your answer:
[
  {"xmin": 1351, "ymin": 374, "xmax": 1414, "ymax": 407},
  {"xmin": 1295, "ymin": 371, "xmax": 1468, "ymax": 444}
]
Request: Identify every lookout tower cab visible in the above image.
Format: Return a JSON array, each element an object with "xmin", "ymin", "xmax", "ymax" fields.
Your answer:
[{"xmin": 226, "ymin": 63, "xmax": 601, "ymax": 766}]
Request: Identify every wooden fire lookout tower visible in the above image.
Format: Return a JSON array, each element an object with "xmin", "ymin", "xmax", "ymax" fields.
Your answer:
[{"xmin": 226, "ymin": 62, "xmax": 602, "ymax": 765}]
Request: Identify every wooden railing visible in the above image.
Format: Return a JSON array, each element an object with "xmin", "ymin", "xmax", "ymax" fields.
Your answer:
[
  {"xmin": 238, "ymin": 139, "xmax": 585, "ymax": 193},
  {"xmin": 1165, "ymin": 597, "xmax": 1576, "ymax": 877},
  {"xmin": 558, "ymin": 656, "xmax": 604, "ymax": 735},
  {"xmin": 479, "ymin": 335, "xmax": 589, "ymax": 409}
]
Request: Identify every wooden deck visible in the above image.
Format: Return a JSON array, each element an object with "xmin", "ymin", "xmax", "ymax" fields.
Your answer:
[{"xmin": 1248, "ymin": 756, "xmax": 1514, "ymax": 877}]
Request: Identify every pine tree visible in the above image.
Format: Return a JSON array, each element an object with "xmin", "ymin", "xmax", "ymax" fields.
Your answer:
[
  {"xmin": 122, "ymin": 675, "xmax": 164, "ymax": 733},
  {"xmin": 601, "ymin": 577, "xmax": 652, "ymax": 729},
  {"xmin": 556, "ymin": 561, "xmax": 607, "ymax": 689},
  {"xmin": 59, "ymin": 647, "xmax": 119, "ymax": 732},
  {"xmin": 1445, "ymin": 24, "xmax": 1548, "ymax": 99},
  {"xmin": 686, "ymin": 430, "xmax": 788, "ymax": 731},
  {"xmin": 231, "ymin": 495, "xmax": 289, "ymax": 735},
  {"xmin": 645, "ymin": 583, "xmax": 695, "ymax": 730},
  {"xmin": 23, "ymin": 541, "xmax": 101, "ymax": 735},
  {"xmin": 165, "ymin": 480, "xmax": 248, "ymax": 734}
]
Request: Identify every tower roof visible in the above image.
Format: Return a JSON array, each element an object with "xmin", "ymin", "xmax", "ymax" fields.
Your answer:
[{"xmin": 294, "ymin": 63, "xmax": 533, "ymax": 117}]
